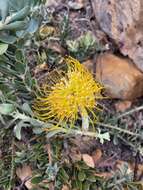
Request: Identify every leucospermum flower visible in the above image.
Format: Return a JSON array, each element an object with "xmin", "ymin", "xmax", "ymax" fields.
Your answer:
[{"xmin": 33, "ymin": 56, "xmax": 103, "ymax": 130}]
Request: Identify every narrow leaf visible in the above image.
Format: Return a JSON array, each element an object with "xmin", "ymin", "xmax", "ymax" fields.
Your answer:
[
  {"xmin": 0, "ymin": 103, "xmax": 15, "ymax": 115},
  {"xmin": 0, "ymin": 43, "xmax": 8, "ymax": 55}
]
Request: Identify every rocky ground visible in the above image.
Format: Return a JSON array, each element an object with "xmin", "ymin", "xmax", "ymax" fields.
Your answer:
[{"xmin": 0, "ymin": 0, "xmax": 143, "ymax": 189}]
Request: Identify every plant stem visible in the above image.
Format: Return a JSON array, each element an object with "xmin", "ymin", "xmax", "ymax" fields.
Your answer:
[
  {"xmin": 45, "ymin": 127, "xmax": 98, "ymax": 137},
  {"xmin": 116, "ymin": 106, "xmax": 143, "ymax": 120},
  {"xmin": 96, "ymin": 122, "xmax": 141, "ymax": 138},
  {"xmin": 81, "ymin": 114, "xmax": 89, "ymax": 131},
  {"xmin": 8, "ymin": 139, "xmax": 15, "ymax": 190}
]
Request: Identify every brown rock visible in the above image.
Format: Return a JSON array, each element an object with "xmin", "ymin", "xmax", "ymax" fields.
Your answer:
[
  {"xmin": 115, "ymin": 101, "xmax": 132, "ymax": 112},
  {"xmin": 92, "ymin": 0, "xmax": 143, "ymax": 72},
  {"xmin": 96, "ymin": 53, "xmax": 143, "ymax": 100},
  {"xmin": 82, "ymin": 59, "xmax": 95, "ymax": 74}
]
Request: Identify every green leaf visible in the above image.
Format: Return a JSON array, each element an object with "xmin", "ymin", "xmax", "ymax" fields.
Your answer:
[
  {"xmin": 0, "ymin": 43, "xmax": 8, "ymax": 55},
  {"xmin": 79, "ymin": 162, "xmax": 90, "ymax": 170},
  {"xmin": 60, "ymin": 168, "xmax": 69, "ymax": 182},
  {"xmin": 86, "ymin": 175, "xmax": 97, "ymax": 182},
  {"xmin": 78, "ymin": 171, "xmax": 86, "ymax": 182},
  {"xmin": 31, "ymin": 176, "xmax": 43, "ymax": 184},
  {"xmin": 83, "ymin": 181, "xmax": 90, "ymax": 190},
  {"xmin": 76, "ymin": 180, "xmax": 82, "ymax": 190},
  {"xmin": 15, "ymin": 49, "xmax": 23, "ymax": 61},
  {"xmin": 0, "ymin": 103, "xmax": 15, "ymax": 115}
]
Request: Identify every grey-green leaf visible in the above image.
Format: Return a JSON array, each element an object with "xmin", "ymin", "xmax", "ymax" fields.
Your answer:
[
  {"xmin": 9, "ymin": 0, "xmax": 26, "ymax": 11},
  {"xmin": 1, "ymin": 21, "xmax": 27, "ymax": 30},
  {"xmin": 78, "ymin": 171, "xmax": 86, "ymax": 182},
  {"xmin": 22, "ymin": 103, "xmax": 33, "ymax": 115},
  {"xmin": 26, "ymin": 18, "xmax": 39, "ymax": 33},
  {"xmin": 0, "ymin": 33, "xmax": 17, "ymax": 44},
  {"xmin": 31, "ymin": 176, "xmax": 43, "ymax": 184},
  {"xmin": 8, "ymin": 6, "xmax": 30, "ymax": 23},
  {"xmin": 0, "ymin": 103, "xmax": 15, "ymax": 115},
  {"xmin": 0, "ymin": 43, "xmax": 8, "ymax": 55},
  {"xmin": 46, "ymin": 129, "xmax": 62, "ymax": 138},
  {"xmin": 14, "ymin": 121, "xmax": 30, "ymax": 140},
  {"xmin": 14, "ymin": 123, "xmax": 22, "ymax": 140},
  {"xmin": 32, "ymin": 127, "xmax": 43, "ymax": 134},
  {"xmin": 0, "ymin": 0, "xmax": 9, "ymax": 22}
]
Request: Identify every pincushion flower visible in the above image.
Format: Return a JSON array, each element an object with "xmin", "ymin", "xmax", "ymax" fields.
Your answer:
[{"xmin": 33, "ymin": 56, "xmax": 103, "ymax": 130}]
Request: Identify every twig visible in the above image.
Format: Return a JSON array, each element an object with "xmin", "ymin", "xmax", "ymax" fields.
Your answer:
[
  {"xmin": 46, "ymin": 142, "xmax": 52, "ymax": 165},
  {"xmin": 116, "ymin": 106, "xmax": 143, "ymax": 120},
  {"xmin": 45, "ymin": 122, "xmax": 141, "ymax": 138},
  {"xmin": 46, "ymin": 140, "xmax": 55, "ymax": 190},
  {"xmin": 134, "ymin": 151, "xmax": 140, "ymax": 181},
  {"xmin": 97, "ymin": 154, "xmax": 117, "ymax": 168},
  {"xmin": 8, "ymin": 138, "xmax": 15, "ymax": 190},
  {"xmin": 96, "ymin": 122, "xmax": 141, "ymax": 138},
  {"xmin": 45, "ymin": 127, "xmax": 98, "ymax": 138}
]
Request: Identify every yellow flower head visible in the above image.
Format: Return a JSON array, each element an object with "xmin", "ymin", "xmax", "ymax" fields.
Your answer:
[{"xmin": 33, "ymin": 56, "xmax": 103, "ymax": 124}]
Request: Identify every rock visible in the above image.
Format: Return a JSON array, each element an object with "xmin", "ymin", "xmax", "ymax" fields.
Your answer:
[
  {"xmin": 92, "ymin": 0, "xmax": 143, "ymax": 72},
  {"xmin": 115, "ymin": 101, "xmax": 132, "ymax": 112},
  {"xmin": 96, "ymin": 53, "xmax": 143, "ymax": 100},
  {"xmin": 82, "ymin": 59, "xmax": 95, "ymax": 73}
]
